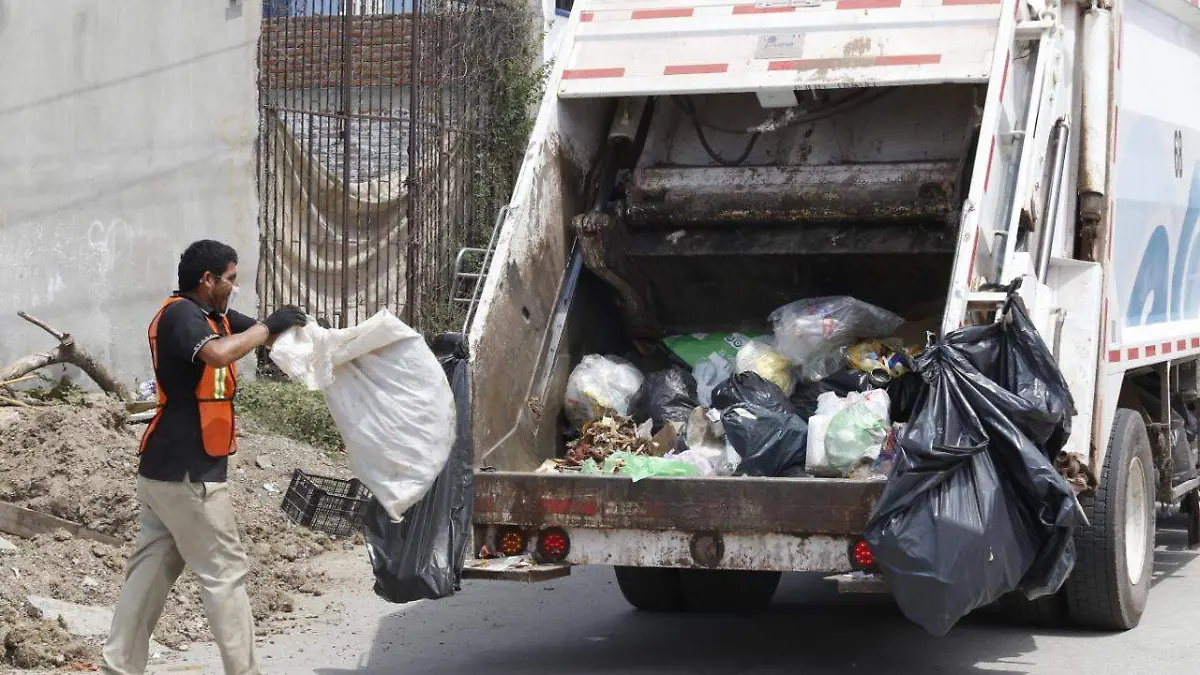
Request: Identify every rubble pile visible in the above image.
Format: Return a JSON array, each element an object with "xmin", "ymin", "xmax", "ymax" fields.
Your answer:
[{"xmin": 0, "ymin": 398, "xmax": 358, "ymax": 669}]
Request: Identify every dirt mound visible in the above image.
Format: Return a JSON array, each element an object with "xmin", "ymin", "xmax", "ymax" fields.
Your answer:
[
  {"xmin": 0, "ymin": 398, "xmax": 360, "ymax": 667},
  {"xmin": 1, "ymin": 614, "xmax": 95, "ymax": 671}
]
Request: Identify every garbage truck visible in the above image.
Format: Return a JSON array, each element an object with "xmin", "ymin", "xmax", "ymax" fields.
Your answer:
[{"xmin": 454, "ymin": 0, "xmax": 1200, "ymax": 631}]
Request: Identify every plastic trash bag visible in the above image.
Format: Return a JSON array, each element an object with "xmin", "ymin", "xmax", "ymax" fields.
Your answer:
[
  {"xmin": 806, "ymin": 390, "xmax": 890, "ymax": 476},
  {"xmin": 885, "ymin": 372, "xmax": 926, "ymax": 424},
  {"xmin": 663, "ymin": 332, "xmax": 766, "ymax": 367},
  {"xmin": 735, "ymin": 339, "xmax": 795, "ymax": 395},
  {"xmin": 863, "ymin": 295, "xmax": 1078, "ymax": 636},
  {"xmin": 770, "ymin": 297, "xmax": 904, "ymax": 382},
  {"xmin": 694, "ymin": 354, "xmax": 734, "ymax": 407},
  {"xmin": 721, "ymin": 403, "xmax": 809, "ymax": 477},
  {"xmin": 791, "ymin": 369, "xmax": 876, "ymax": 420},
  {"xmin": 584, "ymin": 451, "xmax": 700, "ymax": 481},
  {"xmin": 711, "ymin": 372, "xmax": 797, "ymax": 415},
  {"xmin": 361, "ymin": 332, "xmax": 474, "ymax": 604},
  {"xmin": 564, "ymin": 355, "xmax": 644, "ymax": 427},
  {"xmin": 943, "ymin": 290, "xmax": 1075, "ymax": 457},
  {"xmin": 825, "ymin": 401, "xmax": 889, "ymax": 476},
  {"xmin": 269, "ymin": 309, "xmax": 456, "ymax": 522},
  {"xmin": 631, "ymin": 367, "xmax": 700, "ymax": 434}
]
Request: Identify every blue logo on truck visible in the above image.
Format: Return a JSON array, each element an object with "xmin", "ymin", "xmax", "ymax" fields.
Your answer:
[{"xmin": 1117, "ymin": 113, "xmax": 1200, "ymax": 328}]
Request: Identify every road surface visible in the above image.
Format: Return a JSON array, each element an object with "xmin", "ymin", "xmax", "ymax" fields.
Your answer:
[{"xmin": 151, "ymin": 518, "xmax": 1200, "ymax": 675}]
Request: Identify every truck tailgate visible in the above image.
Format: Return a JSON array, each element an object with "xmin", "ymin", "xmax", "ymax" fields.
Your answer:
[
  {"xmin": 474, "ymin": 472, "xmax": 886, "ymax": 535},
  {"xmin": 558, "ymin": 0, "xmax": 1007, "ymax": 99}
]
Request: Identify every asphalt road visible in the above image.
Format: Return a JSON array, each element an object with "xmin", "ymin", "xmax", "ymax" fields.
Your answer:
[{"xmin": 152, "ymin": 518, "xmax": 1200, "ymax": 675}]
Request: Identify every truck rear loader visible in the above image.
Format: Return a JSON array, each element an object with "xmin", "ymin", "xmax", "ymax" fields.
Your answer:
[{"xmin": 457, "ymin": 0, "xmax": 1200, "ymax": 631}]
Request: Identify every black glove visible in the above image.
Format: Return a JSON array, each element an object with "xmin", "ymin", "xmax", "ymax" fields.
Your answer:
[{"xmin": 264, "ymin": 305, "xmax": 307, "ymax": 335}]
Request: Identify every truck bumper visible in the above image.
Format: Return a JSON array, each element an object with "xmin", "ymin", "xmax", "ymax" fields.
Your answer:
[{"xmin": 471, "ymin": 472, "xmax": 886, "ymax": 574}]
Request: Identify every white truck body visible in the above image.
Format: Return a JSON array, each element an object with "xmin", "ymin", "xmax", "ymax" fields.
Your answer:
[{"xmin": 462, "ymin": 0, "xmax": 1200, "ymax": 628}]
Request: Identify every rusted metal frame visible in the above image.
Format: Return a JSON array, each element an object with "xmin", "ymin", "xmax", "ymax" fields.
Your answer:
[
  {"xmin": 623, "ymin": 161, "xmax": 962, "ymax": 227},
  {"xmin": 404, "ymin": 2, "xmax": 421, "ymax": 325},
  {"xmin": 472, "ymin": 473, "xmax": 886, "ymax": 536},
  {"xmin": 1149, "ymin": 361, "xmax": 1176, "ymax": 503},
  {"xmin": 339, "ymin": 0, "xmax": 354, "ymax": 328}
]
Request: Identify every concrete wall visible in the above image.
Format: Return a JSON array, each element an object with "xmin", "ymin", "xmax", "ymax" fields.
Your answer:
[{"xmin": 0, "ymin": 0, "xmax": 262, "ymax": 388}]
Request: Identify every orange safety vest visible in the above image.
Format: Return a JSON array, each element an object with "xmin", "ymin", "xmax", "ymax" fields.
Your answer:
[{"xmin": 139, "ymin": 296, "xmax": 238, "ymax": 458}]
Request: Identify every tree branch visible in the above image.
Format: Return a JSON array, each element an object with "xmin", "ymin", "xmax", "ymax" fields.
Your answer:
[
  {"xmin": 17, "ymin": 311, "xmax": 67, "ymax": 342},
  {"xmin": 0, "ymin": 313, "xmax": 129, "ymax": 401}
]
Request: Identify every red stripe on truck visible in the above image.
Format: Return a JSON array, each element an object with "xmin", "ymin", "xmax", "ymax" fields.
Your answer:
[
  {"xmin": 664, "ymin": 63, "xmax": 730, "ymax": 75},
  {"xmin": 733, "ymin": 4, "xmax": 795, "ymax": 13},
  {"xmin": 836, "ymin": 0, "xmax": 903, "ymax": 9},
  {"xmin": 632, "ymin": 8, "xmax": 695, "ymax": 19},
  {"xmin": 539, "ymin": 498, "xmax": 598, "ymax": 516},
  {"xmin": 563, "ymin": 67, "xmax": 626, "ymax": 79},
  {"xmin": 984, "ymin": 136, "xmax": 996, "ymax": 192}
]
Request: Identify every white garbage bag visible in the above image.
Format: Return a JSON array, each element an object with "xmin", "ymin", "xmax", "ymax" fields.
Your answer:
[
  {"xmin": 564, "ymin": 355, "xmax": 644, "ymax": 427},
  {"xmin": 268, "ymin": 309, "xmax": 456, "ymax": 521}
]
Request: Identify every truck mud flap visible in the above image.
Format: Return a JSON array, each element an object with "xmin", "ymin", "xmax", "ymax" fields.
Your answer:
[{"xmin": 462, "ymin": 556, "xmax": 572, "ymax": 583}]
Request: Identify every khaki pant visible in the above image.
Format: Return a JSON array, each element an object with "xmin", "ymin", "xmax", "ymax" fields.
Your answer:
[{"xmin": 100, "ymin": 476, "xmax": 260, "ymax": 675}]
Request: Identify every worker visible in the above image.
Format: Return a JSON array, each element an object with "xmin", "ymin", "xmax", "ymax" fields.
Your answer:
[{"xmin": 100, "ymin": 239, "xmax": 307, "ymax": 675}]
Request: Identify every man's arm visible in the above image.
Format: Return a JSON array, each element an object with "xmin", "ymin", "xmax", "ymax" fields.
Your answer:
[
  {"xmin": 197, "ymin": 325, "xmax": 271, "ymax": 369},
  {"xmin": 162, "ymin": 303, "xmax": 307, "ymax": 370}
]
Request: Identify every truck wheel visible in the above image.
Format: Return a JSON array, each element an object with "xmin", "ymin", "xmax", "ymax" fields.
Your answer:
[
  {"xmin": 614, "ymin": 566, "xmax": 686, "ymax": 612},
  {"xmin": 1065, "ymin": 408, "xmax": 1156, "ymax": 630},
  {"xmin": 678, "ymin": 569, "xmax": 781, "ymax": 612}
]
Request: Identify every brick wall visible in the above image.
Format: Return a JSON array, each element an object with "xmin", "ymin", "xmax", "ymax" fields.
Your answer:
[{"xmin": 261, "ymin": 16, "xmax": 434, "ymax": 90}]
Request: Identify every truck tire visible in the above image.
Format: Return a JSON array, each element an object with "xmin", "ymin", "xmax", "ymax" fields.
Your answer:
[
  {"xmin": 614, "ymin": 566, "xmax": 687, "ymax": 612},
  {"xmin": 678, "ymin": 569, "xmax": 781, "ymax": 612},
  {"xmin": 1065, "ymin": 408, "xmax": 1156, "ymax": 630}
]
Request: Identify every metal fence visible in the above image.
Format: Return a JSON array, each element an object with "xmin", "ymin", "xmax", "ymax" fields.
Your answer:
[{"xmin": 256, "ymin": 0, "xmax": 539, "ymax": 332}]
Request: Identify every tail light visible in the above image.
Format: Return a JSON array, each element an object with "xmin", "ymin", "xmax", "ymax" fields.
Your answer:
[
  {"xmin": 496, "ymin": 526, "xmax": 527, "ymax": 557},
  {"xmin": 536, "ymin": 527, "xmax": 571, "ymax": 563},
  {"xmin": 849, "ymin": 538, "xmax": 877, "ymax": 571}
]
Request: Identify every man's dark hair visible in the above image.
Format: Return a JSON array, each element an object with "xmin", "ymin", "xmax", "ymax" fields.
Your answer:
[{"xmin": 178, "ymin": 240, "xmax": 239, "ymax": 292}]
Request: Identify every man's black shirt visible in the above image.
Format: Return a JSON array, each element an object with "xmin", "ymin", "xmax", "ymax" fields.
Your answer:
[{"xmin": 138, "ymin": 296, "xmax": 258, "ymax": 483}]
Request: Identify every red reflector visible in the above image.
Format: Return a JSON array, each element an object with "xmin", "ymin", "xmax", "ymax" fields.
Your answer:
[
  {"xmin": 536, "ymin": 527, "xmax": 571, "ymax": 563},
  {"xmin": 851, "ymin": 539, "xmax": 876, "ymax": 569}
]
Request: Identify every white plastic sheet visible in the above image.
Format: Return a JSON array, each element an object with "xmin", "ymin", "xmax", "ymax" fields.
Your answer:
[{"xmin": 269, "ymin": 309, "xmax": 456, "ymax": 521}]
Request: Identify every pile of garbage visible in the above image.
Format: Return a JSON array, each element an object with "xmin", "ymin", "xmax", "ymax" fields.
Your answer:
[
  {"xmin": 557, "ymin": 290, "xmax": 1084, "ymax": 637},
  {"xmin": 555, "ymin": 296, "xmax": 919, "ymax": 481}
]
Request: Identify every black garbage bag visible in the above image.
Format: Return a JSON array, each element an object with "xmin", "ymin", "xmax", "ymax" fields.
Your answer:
[
  {"xmin": 721, "ymin": 403, "xmax": 809, "ymax": 477},
  {"xmin": 364, "ymin": 332, "xmax": 474, "ymax": 603},
  {"xmin": 864, "ymin": 296, "xmax": 1078, "ymax": 636},
  {"xmin": 944, "ymin": 290, "xmax": 1076, "ymax": 457},
  {"xmin": 631, "ymin": 367, "xmax": 700, "ymax": 434},
  {"xmin": 885, "ymin": 372, "xmax": 926, "ymax": 424},
  {"xmin": 712, "ymin": 372, "xmax": 796, "ymax": 415},
  {"xmin": 790, "ymin": 369, "xmax": 876, "ymax": 419}
]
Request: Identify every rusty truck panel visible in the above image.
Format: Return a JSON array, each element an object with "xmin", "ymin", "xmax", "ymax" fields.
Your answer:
[{"xmin": 473, "ymin": 472, "xmax": 886, "ymax": 535}]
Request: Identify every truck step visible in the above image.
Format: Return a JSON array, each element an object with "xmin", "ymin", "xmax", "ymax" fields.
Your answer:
[
  {"xmin": 825, "ymin": 572, "xmax": 890, "ymax": 595},
  {"xmin": 461, "ymin": 555, "xmax": 572, "ymax": 583}
]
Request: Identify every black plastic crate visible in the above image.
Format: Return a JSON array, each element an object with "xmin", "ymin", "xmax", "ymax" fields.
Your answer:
[{"xmin": 280, "ymin": 469, "xmax": 371, "ymax": 537}]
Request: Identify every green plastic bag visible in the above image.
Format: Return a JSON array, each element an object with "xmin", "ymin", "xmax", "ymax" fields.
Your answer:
[
  {"xmin": 663, "ymin": 333, "xmax": 768, "ymax": 368},
  {"xmin": 826, "ymin": 403, "xmax": 888, "ymax": 476},
  {"xmin": 602, "ymin": 451, "xmax": 700, "ymax": 482}
]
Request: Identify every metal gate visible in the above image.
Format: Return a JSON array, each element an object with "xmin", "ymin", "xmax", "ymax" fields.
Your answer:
[{"xmin": 256, "ymin": 0, "xmax": 540, "ymax": 332}]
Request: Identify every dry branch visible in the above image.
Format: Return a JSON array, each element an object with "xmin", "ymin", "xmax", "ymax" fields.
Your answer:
[{"xmin": 0, "ymin": 312, "xmax": 129, "ymax": 401}]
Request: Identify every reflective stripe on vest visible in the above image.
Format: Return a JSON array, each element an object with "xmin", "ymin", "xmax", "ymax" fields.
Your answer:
[{"xmin": 138, "ymin": 296, "xmax": 239, "ymax": 458}]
